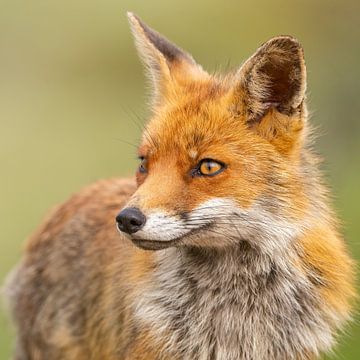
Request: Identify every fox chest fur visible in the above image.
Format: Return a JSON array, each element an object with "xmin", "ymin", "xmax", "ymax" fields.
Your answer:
[{"xmin": 133, "ymin": 246, "xmax": 332, "ymax": 360}]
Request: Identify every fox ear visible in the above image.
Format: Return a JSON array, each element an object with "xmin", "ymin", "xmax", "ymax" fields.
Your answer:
[
  {"xmin": 127, "ymin": 12, "xmax": 206, "ymax": 105},
  {"xmin": 231, "ymin": 36, "xmax": 306, "ymax": 123}
]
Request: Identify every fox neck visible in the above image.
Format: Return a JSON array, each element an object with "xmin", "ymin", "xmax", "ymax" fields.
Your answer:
[{"xmin": 134, "ymin": 243, "xmax": 334, "ymax": 360}]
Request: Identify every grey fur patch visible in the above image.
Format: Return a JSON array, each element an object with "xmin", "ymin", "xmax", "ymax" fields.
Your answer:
[{"xmin": 134, "ymin": 245, "xmax": 335, "ymax": 360}]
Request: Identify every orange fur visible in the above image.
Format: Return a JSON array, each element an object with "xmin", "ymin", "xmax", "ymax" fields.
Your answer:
[
  {"xmin": 5, "ymin": 13, "xmax": 356, "ymax": 360},
  {"xmin": 300, "ymin": 226, "xmax": 356, "ymax": 319}
]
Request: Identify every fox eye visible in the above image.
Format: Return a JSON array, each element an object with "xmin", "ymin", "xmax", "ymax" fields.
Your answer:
[
  {"xmin": 138, "ymin": 157, "xmax": 148, "ymax": 174},
  {"xmin": 197, "ymin": 159, "xmax": 225, "ymax": 177}
]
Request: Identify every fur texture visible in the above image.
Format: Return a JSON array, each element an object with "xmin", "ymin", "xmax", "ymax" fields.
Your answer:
[{"xmin": 5, "ymin": 13, "xmax": 356, "ymax": 360}]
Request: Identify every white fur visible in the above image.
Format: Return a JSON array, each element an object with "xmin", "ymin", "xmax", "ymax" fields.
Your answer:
[
  {"xmin": 129, "ymin": 198, "xmax": 338, "ymax": 359},
  {"xmin": 133, "ymin": 245, "xmax": 335, "ymax": 360},
  {"xmin": 131, "ymin": 211, "xmax": 189, "ymax": 241},
  {"xmin": 130, "ymin": 197, "xmax": 303, "ymax": 256}
]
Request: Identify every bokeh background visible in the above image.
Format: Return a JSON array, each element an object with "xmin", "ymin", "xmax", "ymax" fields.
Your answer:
[{"xmin": 1, "ymin": 0, "xmax": 359, "ymax": 358}]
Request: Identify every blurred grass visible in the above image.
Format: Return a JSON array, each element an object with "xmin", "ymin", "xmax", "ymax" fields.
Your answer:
[{"xmin": 0, "ymin": 0, "xmax": 359, "ymax": 358}]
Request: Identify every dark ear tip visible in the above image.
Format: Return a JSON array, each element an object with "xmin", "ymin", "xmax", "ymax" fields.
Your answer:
[
  {"xmin": 268, "ymin": 35, "xmax": 301, "ymax": 44},
  {"xmin": 263, "ymin": 35, "xmax": 304, "ymax": 59},
  {"xmin": 127, "ymin": 12, "xmax": 154, "ymax": 38},
  {"xmin": 127, "ymin": 12, "xmax": 145, "ymax": 30}
]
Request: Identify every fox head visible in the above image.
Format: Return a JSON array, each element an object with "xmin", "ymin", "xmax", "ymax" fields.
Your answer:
[{"xmin": 116, "ymin": 13, "xmax": 309, "ymax": 252}]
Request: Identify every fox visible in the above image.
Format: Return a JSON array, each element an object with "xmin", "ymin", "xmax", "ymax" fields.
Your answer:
[{"xmin": 4, "ymin": 12, "xmax": 356, "ymax": 360}]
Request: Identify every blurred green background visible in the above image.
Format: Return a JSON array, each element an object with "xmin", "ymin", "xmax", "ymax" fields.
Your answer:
[{"xmin": 0, "ymin": 0, "xmax": 359, "ymax": 358}]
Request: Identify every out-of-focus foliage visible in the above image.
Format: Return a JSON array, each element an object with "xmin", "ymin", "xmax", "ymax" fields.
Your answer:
[{"xmin": 0, "ymin": 0, "xmax": 359, "ymax": 358}]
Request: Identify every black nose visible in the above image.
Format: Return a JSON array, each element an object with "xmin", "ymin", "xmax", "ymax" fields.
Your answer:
[{"xmin": 116, "ymin": 207, "xmax": 146, "ymax": 234}]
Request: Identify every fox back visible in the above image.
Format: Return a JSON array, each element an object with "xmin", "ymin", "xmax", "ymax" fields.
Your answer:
[{"xmin": 5, "ymin": 13, "xmax": 356, "ymax": 360}]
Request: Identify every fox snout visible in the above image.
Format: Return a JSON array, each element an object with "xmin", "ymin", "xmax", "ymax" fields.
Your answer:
[
  {"xmin": 116, "ymin": 207, "xmax": 146, "ymax": 234},
  {"xmin": 116, "ymin": 204, "xmax": 188, "ymax": 250}
]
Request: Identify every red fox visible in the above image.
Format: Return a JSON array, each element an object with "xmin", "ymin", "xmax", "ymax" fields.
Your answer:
[{"xmin": 5, "ymin": 12, "xmax": 356, "ymax": 360}]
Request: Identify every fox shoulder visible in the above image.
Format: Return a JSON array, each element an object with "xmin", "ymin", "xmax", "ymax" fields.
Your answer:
[{"xmin": 300, "ymin": 226, "xmax": 357, "ymax": 323}]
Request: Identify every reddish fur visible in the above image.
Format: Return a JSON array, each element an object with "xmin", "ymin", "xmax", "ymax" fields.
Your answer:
[{"xmin": 6, "ymin": 14, "xmax": 356, "ymax": 360}]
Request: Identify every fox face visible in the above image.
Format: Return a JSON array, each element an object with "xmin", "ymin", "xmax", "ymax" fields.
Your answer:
[{"xmin": 117, "ymin": 13, "xmax": 308, "ymax": 252}]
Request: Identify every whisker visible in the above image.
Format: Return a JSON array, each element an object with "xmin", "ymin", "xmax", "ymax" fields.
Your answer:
[
  {"xmin": 113, "ymin": 137, "xmax": 139, "ymax": 149},
  {"xmin": 122, "ymin": 106, "xmax": 160, "ymax": 150}
]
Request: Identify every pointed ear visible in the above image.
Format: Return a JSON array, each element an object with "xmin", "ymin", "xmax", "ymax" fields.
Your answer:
[
  {"xmin": 127, "ymin": 12, "xmax": 206, "ymax": 105},
  {"xmin": 231, "ymin": 36, "xmax": 306, "ymax": 123}
]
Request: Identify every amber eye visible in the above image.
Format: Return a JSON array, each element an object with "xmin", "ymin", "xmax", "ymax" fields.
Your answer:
[
  {"xmin": 138, "ymin": 157, "xmax": 148, "ymax": 174},
  {"xmin": 198, "ymin": 159, "xmax": 225, "ymax": 177}
]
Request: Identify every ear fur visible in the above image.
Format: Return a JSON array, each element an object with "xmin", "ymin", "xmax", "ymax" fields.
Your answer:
[
  {"xmin": 232, "ymin": 36, "xmax": 307, "ymax": 124},
  {"xmin": 127, "ymin": 12, "xmax": 206, "ymax": 105}
]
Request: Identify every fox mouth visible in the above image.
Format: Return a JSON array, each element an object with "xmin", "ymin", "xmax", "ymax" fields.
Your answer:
[
  {"xmin": 131, "ymin": 238, "xmax": 178, "ymax": 250},
  {"xmin": 128, "ymin": 223, "xmax": 213, "ymax": 251}
]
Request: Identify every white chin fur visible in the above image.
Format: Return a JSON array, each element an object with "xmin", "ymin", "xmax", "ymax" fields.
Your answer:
[{"xmin": 130, "ymin": 212, "xmax": 189, "ymax": 241}]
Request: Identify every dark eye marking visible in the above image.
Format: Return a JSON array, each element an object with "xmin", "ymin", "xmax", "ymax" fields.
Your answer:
[{"xmin": 138, "ymin": 156, "xmax": 148, "ymax": 174}]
